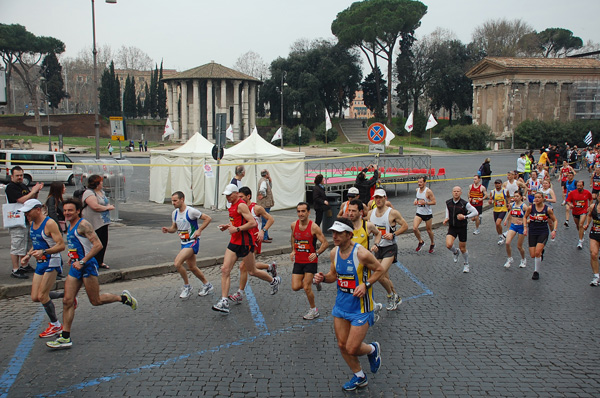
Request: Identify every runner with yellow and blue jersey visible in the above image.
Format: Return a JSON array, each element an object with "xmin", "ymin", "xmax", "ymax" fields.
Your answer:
[{"xmin": 489, "ymin": 179, "xmax": 509, "ymax": 245}]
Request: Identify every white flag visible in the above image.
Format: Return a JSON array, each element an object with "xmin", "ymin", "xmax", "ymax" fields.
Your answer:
[
  {"xmin": 584, "ymin": 131, "xmax": 593, "ymax": 146},
  {"xmin": 226, "ymin": 124, "xmax": 234, "ymax": 141},
  {"xmin": 404, "ymin": 112, "xmax": 414, "ymax": 133},
  {"xmin": 271, "ymin": 127, "xmax": 282, "ymax": 143},
  {"xmin": 425, "ymin": 114, "xmax": 438, "ymax": 130},
  {"xmin": 384, "ymin": 124, "xmax": 396, "ymax": 146},
  {"xmin": 325, "ymin": 109, "xmax": 332, "ymax": 131},
  {"xmin": 162, "ymin": 118, "xmax": 175, "ymax": 139}
]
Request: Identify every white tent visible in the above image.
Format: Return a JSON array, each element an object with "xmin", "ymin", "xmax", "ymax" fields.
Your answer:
[
  {"xmin": 203, "ymin": 130, "xmax": 306, "ymax": 210},
  {"xmin": 149, "ymin": 132, "xmax": 213, "ymax": 205}
]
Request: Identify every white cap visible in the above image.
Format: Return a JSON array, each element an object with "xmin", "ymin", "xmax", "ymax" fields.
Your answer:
[
  {"xmin": 328, "ymin": 221, "xmax": 354, "ymax": 233},
  {"xmin": 347, "ymin": 187, "xmax": 359, "ymax": 195},
  {"xmin": 222, "ymin": 184, "xmax": 239, "ymax": 195},
  {"xmin": 19, "ymin": 199, "xmax": 43, "ymax": 213},
  {"xmin": 373, "ymin": 188, "xmax": 387, "ymax": 197}
]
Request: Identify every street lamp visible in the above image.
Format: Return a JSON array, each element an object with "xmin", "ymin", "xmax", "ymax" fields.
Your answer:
[
  {"xmin": 40, "ymin": 76, "xmax": 51, "ymax": 151},
  {"xmin": 92, "ymin": 0, "xmax": 117, "ymax": 159},
  {"xmin": 279, "ymin": 71, "xmax": 287, "ymax": 149}
]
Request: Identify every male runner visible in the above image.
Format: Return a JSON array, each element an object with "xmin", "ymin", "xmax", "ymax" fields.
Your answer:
[
  {"xmin": 212, "ymin": 184, "xmax": 280, "ymax": 314},
  {"xmin": 566, "ymin": 180, "xmax": 593, "ymax": 249},
  {"xmin": 230, "ymin": 186, "xmax": 278, "ymax": 305},
  {"xmin": 468, "ymin": 175, "xmax": 487, "ymax": 235},
  {"xmin": 19, "ymin": 199, "xmax": 65, "ymax": 338},
  {"xmin": 503, "ymin": 170, "xmax": 527, "ymax": 200},
  {"xmin": 290, "ymin": 201, "xmax": 329, "ymax": 320},
  {"xmin": 368, "ymin": 188, "xmax": 408, "ymax": 311},
  {"xmin": 338, "ymin": 187, "xmax": 367, "ymax": 218},
  {"xmin": 590, "ymin": 165, "xmax": 600, "ymax": 200},
  {"xmin": 563, "ymin": 171, "xmax": 577, "ymax": 226},
  {"xmin": 47, "ymin": 199, "xmax": 137, "ymax": 349},
  {"xmin": 162, "ymin": 191, "xmax": 214, "ymax": 299},
  {"xmin": 413, "ymin": 176, "xmax": 436, "ymax": 253},
  {"xmin": 313, "ymin": 218, "xmax": 385, "ymax": 391},
  {"xmin": 444, "ymin": 186, "xmax": 478, "ymax": 273},
  {"xmin": 489, "ymin": 179, "xmax": 510, "ymax": 245}
]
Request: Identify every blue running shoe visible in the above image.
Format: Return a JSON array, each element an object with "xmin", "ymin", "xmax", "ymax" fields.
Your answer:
[
  {"xmin": 368, "ymin": 342, "xmax": 382, "ymax": 373},
  {"xmin": 343, "ymin": 374, "xmax": 368, "ymax": 391}
]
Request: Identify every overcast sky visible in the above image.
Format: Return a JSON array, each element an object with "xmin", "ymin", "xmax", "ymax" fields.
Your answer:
[{"xmin": 2, "ymin": 0, "xmax": 599, "ymax": 72}]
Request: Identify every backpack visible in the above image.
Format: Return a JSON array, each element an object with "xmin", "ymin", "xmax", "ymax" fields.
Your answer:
[
  {"xmin": 73, "ymin": 188, "xmax": 88, "ymax": 208},
  {"xmin": 477, "ymin": 163, "xmax": 484, "ymax": 176}
]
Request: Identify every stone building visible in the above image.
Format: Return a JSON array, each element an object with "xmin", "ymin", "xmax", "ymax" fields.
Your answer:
[
  {"xmin": 466, "ymin": 57, "xmax": 600, "ymax": 143},
  {"xmin": 348, "ymin": 90, "xmax": 374, "ymax": 119},
  {"xmin": 162, "ymin": 62, "xmax": 261, "ymax": 141}
]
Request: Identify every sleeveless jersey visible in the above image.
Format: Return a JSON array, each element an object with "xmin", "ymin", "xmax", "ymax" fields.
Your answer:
[
  {"xmin": 492, "ymin": 189, "xmax": 508, "ymax": 212},
  {"xmin": 369, "ymin": 207, "xmax": 394, "ymax": 247},
  {"xmin": 172, "ymin": 207, "xmax": 201, "ymax": 245},
  {"xmin": 528, "ymin": 204, "xmax": 549, "ymax": 235},
  {"xmin": 592, "ymin": 174, "xmax": 600, "ymax": 191},
  {"xmin": 560, "ymin": 167, "xmax": 571, "ymax": 182},
  {"xmin": 352, "ymin": 220, "xmax": 369, "ymax": 249},
  {"xmin": 505, "ymin": 180, "xmax": 519, "ymax": 199},
  {"xmin": 334, "ymin": 243, "xmax": 373, "ymax": 314},
  {"xmin": 228, "ymin": 199, "xmax": 252, "ymax": 246},
  {"xmin": 527, "ymin": 179, "xmax": 540, "ymax": 196},
  {"xmin": 509, "ymin": 202, "xmax": 525, "ymax": 224},
  {"xmin": 416, "ymin": 187, "xmax": 432, "ymax": 215},
  {"xmin": 565, "ymin": 179, "xmax": 577, "ymax": 196},
  {"xmin": 469, "ymin": 184, "xmax": 485, "ymax": 207},
  {"xmin": 66, "ymin": 218, "xmax": 99, "ymax": 267},
  {"xmin": 249, "ymin": 202, "xmax": 262, "ymax": 246},
  {"xmin": 590, "ymin": 203, "xmax": 600, "ymax": 238},
  {"xmin": 293, "ymin": 220, "xmax": 317, "ymax": 264},
  {"xmin": 340, "ymin": 201, "xmax": 350, "ymax": 217},
  {"xmin": 30, "ymin": 217, "xmax": 61, "ymax": 267}
]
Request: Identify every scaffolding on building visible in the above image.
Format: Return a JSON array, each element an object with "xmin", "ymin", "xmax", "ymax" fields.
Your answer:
[{"xmin": 572, "ymin": 81, "xmax": 600, "ymax": 119}]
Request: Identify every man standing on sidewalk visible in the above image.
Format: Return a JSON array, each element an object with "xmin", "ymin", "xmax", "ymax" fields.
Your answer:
[{"xmin": 257, "ymin": 169, "xmax": 274, "ymax": 243}]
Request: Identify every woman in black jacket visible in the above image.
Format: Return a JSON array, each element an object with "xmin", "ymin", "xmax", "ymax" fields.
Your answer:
[
  {"xmin": 313, "ymin": 174, "xmax": 329, "ymax": 227},
  {"xmin": 45, "ymin": 181, "xmax": 66, "ymax": 233},
  {"xmin": 355, "ymin": 164, "xmax": 379, "ymax": 204},
  {"xmin": 480, "ymin": 158, "xmax": 492, "ymax": 190}
]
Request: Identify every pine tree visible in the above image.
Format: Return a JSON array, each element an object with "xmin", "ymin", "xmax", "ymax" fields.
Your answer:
[
  {"xmin": 40, "ymin": 53, "xmax": 67, "ymax": 111},
  {"xmin": 123, "ymin": 75, "xmax": 137, "ymax": 118},
  {"xmin": 157, "ymin": 60, "xmax": 167, "ymax": 118},
  {"xmin": 142, "ymin": 82, "xmax": 150, "ymax": 117},
  {"xmin": 136, "ymin": 95, "xmax": 143, "ymax": 118},
  {"xmin": 149, "ymin": 64, "xmax": 157, "ymax": 118}
]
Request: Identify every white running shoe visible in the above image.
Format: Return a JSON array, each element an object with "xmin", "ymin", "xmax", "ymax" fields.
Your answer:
[
  {"xmin": 198, "ymin": 283, "xmax": 214, "ymax": 296},
  {"xmin": 270, "ymin": 276, "xmax": 281, "ymax": 295},
  {"xmin": 577, "ymin": 240, "xmax": 584, "ymax": 250},
  {"xmin": 504, "ymin": 257, "xmax": 513, "ymax": 269},
  {"xmin": 463, "ymin": 263, "xmax": 470, "ymax": 273},
  {"xmin": 179, "ymin": 285, "xmax": 193, "ymax": 299},
  {"xmin": 590, "ymin": 276, "xmax": 600, "ymax": 286},
  {"xmin": 212, "ymin": 299, "xmax": 230, "ymax": 314},
  {"xmin": 373, "ymin": 302, "xmax": 383, "ymax": 323},
  {"xmin": 302, "ymin": 307, "xmax": 320, "ymax": 320},
  {"xmin": 473, "ymin": 229, "xmax": 480, "ymax": 235},
  {"xmin": 497, "ymin": 237, "xmax": 505, "ymax": 245},
  {"xmin": 453, "ymin": 249, "xmax": 460, "ymax": 263},
  {"xmin": 519, "ymin": 259, "xmax": 527, "ymax": 268}
]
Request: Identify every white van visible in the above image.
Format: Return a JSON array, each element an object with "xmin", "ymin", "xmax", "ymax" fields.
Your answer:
[{"xmin": 0, "ymin": 150, "xmax": 75, "ymax": 186}]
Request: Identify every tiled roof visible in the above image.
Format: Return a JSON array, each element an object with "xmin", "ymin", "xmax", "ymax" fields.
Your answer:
[
  {"xmin": 466, "ymin": 57, "xmax": 600, "ymax": 78},
  {"xmin": 162, "ymin": 62, "xmax": 262, "ymax": 83}
]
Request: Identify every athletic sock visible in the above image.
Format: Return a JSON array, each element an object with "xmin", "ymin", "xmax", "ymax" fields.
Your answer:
[
  {"xmin": 267, "ymin": 264, "xmax": 272, "ymax": 272},
  {"xmin": 369, "ymin": 344, "xmax": 376, "ymax": 354},
  {"xmin": 42, "ymin": 300, "xmax": 58, "ymax": 323},
  {"xmin": 61, "ymin": 331, "xmax": 70, "ymax": 339},
  {"xmin": 238, "ymin": 289, "xmax": 244, "ymax": 294},
  {"xmin": 51, "ymin": 320, "xmax": 61, "ymax": 327},
  {"xmin": 462, "ymin": 251, "xmax": 469, "ymax": 263},
  {"xmin": 535, "ymin": 257, "xmax": 541, "ymax": 272},
  {"xmin": 121, "ymin": 295, "xmax": 127, "ymax": 304},
  {"xmin": 354, "ymin": 370, "xmax": 365, "ymax": 378},
  {"xmin": 595, "ymin": 273, "xmax": 599, "ymax": 278},
  {"xmin": 49, "ymin": 291, "xmax": 64, "ymax": 300}
]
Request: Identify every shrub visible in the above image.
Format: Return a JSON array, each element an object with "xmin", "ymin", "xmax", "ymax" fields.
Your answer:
[
  {"xmin": 269, "ymin": 125, "xmax": 311, "ymax": 146},
  {"xmin": 515, "ymin": 119, "xmax": 600, "ymax": 149},
  {"xmin": 314, "ymin": 122, "xmax": 338, "ymax": 143},
  {"xmin": 440, "ymin": 124, "xmax": 494, "ymax": 150}
]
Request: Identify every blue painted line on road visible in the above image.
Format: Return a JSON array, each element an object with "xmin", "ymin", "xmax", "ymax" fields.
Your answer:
[
  {"xmin": 0, "ymin": 309, "xmax": 44, "ymax": 398},
  {"xmin": 244, "ymin": 283, "xmax": 268, "ymax": 333},
  {"xmin": 395, "ymin": 261, "xmax": 434, "ymax": 298}
]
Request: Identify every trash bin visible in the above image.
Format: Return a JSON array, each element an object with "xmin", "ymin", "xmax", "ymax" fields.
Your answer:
[
  {"xmin": 322, "ymin": 192, "xmax": 342, "ymax": 235},
  {"xmin": 398, "ymin": 146, "xmax": 404, "ymax": 155}
]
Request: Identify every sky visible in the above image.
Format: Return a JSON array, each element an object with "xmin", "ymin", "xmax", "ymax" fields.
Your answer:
[{"xmin": 2, "ymin": 0, "xmax": 599, "ymax": 73}]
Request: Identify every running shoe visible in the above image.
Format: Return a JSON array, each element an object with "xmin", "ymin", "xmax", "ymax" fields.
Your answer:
[
  {"xmin": 198, "ymin": 283, "xmax": 214, "ymax": 297},
  {"xmin": 395, "ymin": 294, "xmax": 402, "ymax": 307},
  {"xmin": 561, "ymin": 200, "xmax": 566, "ymax": 206},
  {"xmin": 453, "ymin": 249, "xmax": 460, "ymax": 263},
  {"xmin": 270, "ymin": 276, "xmax": 281, "ymax": 295},
  {"xmin": 212, "ymin": 299, "xmax": 230, "ymax": 314},
  {"xmin": 386, "ymin": 293, "xmax": 401, "ymax": 311},
  {"xmin": 463, "ymin": 263, "xmax": 470, "ymax": 273},
  {"xmin": 590, "ymin": 276, "xmax": 600, "ymax": 286},
  {"xmin": 373, "ymin": 302, "xmax": 383, "ymax": 323},
  {"xmin": 519, "ymin": 259, "xmax": 527, "ymax": 268},
  {"xmin": 504, "ymin": 257, "xmax": 513, "ymax": 269},
  {"xmin": 368, "ymin": 342, "xmax": 382, "ymax": 373},
  {"xmin": 122, "ymin": 290, "xmax": 138, "ymax": 310},
  {"xmin": 228, "ymin": 291, "xmax": 243, "ymax": 304},
  {"xmin": 46, "ymin": 336, "xmax": 72, "ymax": 349},
  {"xmin": 39, "ymin": 323, "xmax": 62, "ymax": 338},
  {"xmin": 179, "ymin": 285, "xmax": 193, "ymax": 299},
  {"xmin": 428, "ymin": 244, "xmax": 435, "ymax": 254},
  {"xmin": 472, "ymin": 229, "xmax": 480, "ymax": 235},
  {"xmin": 10, "ymin": 269, "xmax": 28, "ymax": 279},
  {"xmin": 497, "ymin": 236, "xmax": 505, "ymax": 245},
  {"xmin": 564, "ymin": 221, "xmax": 569, "ymax": 227},
  {"xmin": 342, "ymin": 375, "xmax": 368, "ymax": 391},
  {"xmin": 415, "ymin": 241, "xmax": 425, "ymax": 252},
  {"xmin": 302, "ymin": 307, "xmax": 319, "ymax": 320},
  {"xmin": 577, "ymin": 240, "xmax": 583, "ymax": 250},
  {"xmin": 18, "ymin": 265, "xmax": 34, "ymax": 273},
  {"xmin": 532, "ymin": 271, "xmax": 540, "ymax": 280},
  {"xmin": 268, "ymin": 262, "xmax": 278, "ymax": 278}
]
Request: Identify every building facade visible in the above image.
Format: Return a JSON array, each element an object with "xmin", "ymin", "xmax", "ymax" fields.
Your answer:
[{"xmin": 348, "ymin": 90, "xmax": 374, "ymax": 119}]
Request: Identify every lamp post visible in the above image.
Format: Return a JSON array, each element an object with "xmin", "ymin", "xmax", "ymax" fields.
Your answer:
[
  {"xmin": 91, "ymin": 0, "xmax": 117, "ymax": 159},
  {"xmin": 279, "ymin": 71, "xmax": 287, "ymax": 149},
  {"xmin": 40, "ymin": 76, "xmax": 51, "ymax": 151}
]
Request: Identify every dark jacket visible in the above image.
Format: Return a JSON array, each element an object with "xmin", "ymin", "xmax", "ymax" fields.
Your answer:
[
  {"xmin": 480, "ymin": 162, "xmax": 491, "ymax": 181},
  {"xmin": 313, "ymin": 184, "xmax": 328, "ymax": 211},
  {"xmin": 355, "ymin": 168, "xmax": 379, "ymax": 203},
  {"xmin": 45, "ymin": 196, "xmax": 65, "ymax": 225}
]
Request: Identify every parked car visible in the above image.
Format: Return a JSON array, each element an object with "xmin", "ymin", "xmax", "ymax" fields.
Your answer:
[{"xmin": 0, "ymin": 150, "xmax": 75, "ymax": 186}]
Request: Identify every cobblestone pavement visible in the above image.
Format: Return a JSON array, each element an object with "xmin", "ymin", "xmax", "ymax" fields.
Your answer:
[{"xmin": 2, "ymin": 202, "xmax": 600, "ymax": 397}]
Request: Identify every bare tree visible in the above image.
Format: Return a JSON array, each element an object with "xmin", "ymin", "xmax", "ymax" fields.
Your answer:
[
  {"xmin": 116, "ymin": 45, "xmax": 153, "ymax": 71},
  {"xmin": 471, "ymin": 18, "xmax": 533, "ymax": 57},
  {"xmin": 233, "ymin": 50, "xmax": 269, "ymax": 80}
]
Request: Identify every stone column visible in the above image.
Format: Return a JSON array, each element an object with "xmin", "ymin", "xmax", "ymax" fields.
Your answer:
[
  {"xmin": 233, "ymin": 80, "xmax": 241, "ymax": 139},
  {"xmin": 192, "ymin": 80, "xmax": 200, "ymax": 136},
  {"xmin": 249, "ymin": 83, "xmax": 256, "ymax": 132},
  {"xmin": 172, "ymin": 83, "xmax": 180, "ymax": 140},
  {"xmin": 221, "ymin": 80, "xmax": 227, "ymax": 124},
  {"xmin": 242, "ymin": 81, "xmax": 249, "ymax": 137},
  {"xmin": 206, "ymin": 79, "xmax": 213, "ymax": 139},
  {"xmin": 181, "ymin": 81, "xmax": 188, "ymax": 141},
  {"xmin": 167, "ymin": 82, "xmax": 173, "ymax": 124}
]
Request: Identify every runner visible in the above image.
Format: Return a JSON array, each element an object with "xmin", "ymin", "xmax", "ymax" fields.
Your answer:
[
  {"xmin": 489, "ymin": 179, "xmax": 509, "ymax": 245},
  {"xmin": 503, "ymin": 170, "xmax": 527, "ymax": 200},
  {"xmin": 503, "ymin": 191, "xmax": 529, "ymax": 269},
  {"xmin": 523, "ymin": 192, "xmax": 557, "ymax": 280},
  {"xmin": 413, "ymin": 176, "xmax": 436, "ymax": 253},
  {"xmin": 566, "ymin": 180, "xmax": 593, "ymax": 249},
  {"xmin": 162, "ymin": 191, "xmax": 214, "ymax": 299},
  {"xmin": 230, "ymin": 186, "xmax": 277, "ymax": 305},
  {"xmin": 19, "ymin": 199, "xmax": 66, "ymax": 338},
  {"xmin": 563, "ymin": 171, "xmax": 577, "ymax": 226},
  {"xmin": 212, "ymin": 184, "xmax": 280, "ymax": 315},
  {"xmin": 443, "ymin": 186, "xmax": 478, "ymax": 273},
  {"xmin": 46, "ymin": 198, "xmax": 137, "ymax": 349},
  {"xmin": 590, "ymin": 166, "xmax": 600, "ymax": 200},
  {"xmin": 313, "ymin": 218, "xmax": 385, "ymax": 391},
  {"xmin": 289, "ymin": 201, "xmax": 328, "ymax": 320},
  {"xmin": 583, "ymin": 199, "xmax": 600, "ymax": 286},
  {"xmin": 540, "ymin": 179, "xmax": 557, "ymax": 208},
  {"xmin": 468, "ymin": 175, "xmax": 486, "ymax": 235},
  {"xmin": 368, "ymin": 188, "xmax": 408, "ymax": 311},
  {"xmin": 526, "ymin": 171, "xmax": 541, "ymax": 204},
  {"xmin": 338, "ymin": 187, "xmax": 366, "ymax": 218},
  {"xmin": 559, "ymin": 161, "xmax": 575, "ymax": 201}
]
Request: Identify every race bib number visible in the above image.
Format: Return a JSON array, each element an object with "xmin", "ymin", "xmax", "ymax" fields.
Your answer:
[
  {"xmin": 37, "ymin": 254, "xmax": 48, "ymax": 263},
  {"xmin": 68, "ymin": 249, "xmax": 79, "ymax": 265},
  {"xmin": 178, "ymin": 230, "xmax": 190, "ymax": 241},
  {"xmin": 592, "ymin": 222, "xmax": 600, "ymax": 233},
  {"xmin": 510, "ymin": 209, "xmax": 522, "ymax": 217},
  {"xmin": 495, "ymin": 199, "xmax": 505, "ymax": 207},
  {"xmin": 337, "ymin": 275, "xmax": 356, "ymax": 294},
  {"xmin": 471, "ymin": 198, "xmax": 481, "ymax": 205},
  {"xmin": 575, "ymin": 200, "xmax": 585, "ymax": 209}
]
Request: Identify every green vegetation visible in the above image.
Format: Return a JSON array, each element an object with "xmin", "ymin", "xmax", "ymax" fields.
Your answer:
[
  {"xmin": 515, "ymin": 119, "xmax": 600, "ymax": 149},
  {"xmin": 0, "ymin": 135, "xmax": 161, "ymax": 153}
]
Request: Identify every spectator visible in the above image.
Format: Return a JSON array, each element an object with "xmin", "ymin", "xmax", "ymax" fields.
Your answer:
[
  {"xmin": 144, "ymin": 139, "xmax": 148, "ymax": 152},
  {"xmin": 107, "ymin": 142, "xmax": 114, "ymax": 156},
  {"xmin": 230, "ymin": 165, "xmax": 245, "ymax": 189},
  {"xmin": 82, "ymin": 175, "xmax": 115, "ymax": 270},
  {"xmin": 257, "ymin": 169, "xmax": 274, "ymax": 242},
  {"xmin": 45, "ymin": 182, "xmax": 66, "ymax": 233},
  {"xmin": 355, "ymin": 164, "xmax": 379, "ymax": 204},
  {"xmin": 479, "ymin": 158, "xmax": 492, "ymax": 190},
  {"xmin": 517, "ymin": 153, "xmax": 526, "ymax": 180},
  {"xmin": 312, "ymin": 174, "xmax": 329, "ymax": 228},
  {"xmin": 138, "ymin": 139, "xmax": 143, "ymax": 152}
]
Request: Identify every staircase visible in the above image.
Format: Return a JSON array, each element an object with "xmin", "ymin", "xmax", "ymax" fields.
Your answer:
[{"xmin": 339, "ymin": 119, "xmax": 369, "ymax": 143}]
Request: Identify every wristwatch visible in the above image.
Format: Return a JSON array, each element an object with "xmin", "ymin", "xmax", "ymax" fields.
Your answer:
[
  {"xmin": 79, "ymin": 260, "xmax": 86, "ymax": 266},
  {"xmin": 365, "ymin": 281, "xmax": 372, "ymax": 288},
  {"xmin": 42, "ymin": 249, "xmax": 47, "ymax": 256},
  {"xmin": 236, "ymin": 227, "xmax": 240, "ymax": 232},
  {"xmin": 262, "ymin": 228, "xmax": 267, "ymax": 233}
]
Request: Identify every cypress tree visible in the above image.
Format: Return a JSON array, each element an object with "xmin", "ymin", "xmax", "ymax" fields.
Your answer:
[{"xmin": 157, "ymin": 60, "xmax": 167, "ymax": 118}]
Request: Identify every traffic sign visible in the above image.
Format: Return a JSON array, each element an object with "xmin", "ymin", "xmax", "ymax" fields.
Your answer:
[
  {"xmin": 369, "ymin": 144, "xmax": 385, "ymax": 153},
  {"xmin": 110, "ymin": 116, "xmax": 125, "ymax": 141},
  {"xmin": 367, "ymin": 123, "xmax": 386, "ymax": 144}
]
